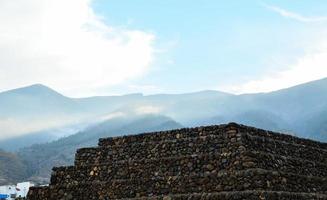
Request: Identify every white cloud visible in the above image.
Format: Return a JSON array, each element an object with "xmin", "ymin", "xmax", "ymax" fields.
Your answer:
[
  {"xmin": 99, "ymin": 112, "xmax": 126, "ymax": 121},
  {"xmin": 223, "ymin": 3, "xmax": 327, "ymax": 94},
  {"xmin": 135, "ymin": 105, "xmax": 162, "ymax": 115},
  {"xmin": 220, "ymin": 40, "xmax": 327, "ymax": 94},
  {"xmin": 0, "ymin": 116, "xmax": 81, "ymax": 140},
  {"xmin": 0, "ymin": 0, "xmax": 155, "ymax": 97},
  {"xmin": 264, "ymin": 4, "xmax": 327, "ymax": 22}
]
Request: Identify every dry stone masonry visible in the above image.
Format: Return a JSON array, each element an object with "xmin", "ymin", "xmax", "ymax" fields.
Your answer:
[{"xmin": 27, "ymin": 123, "xmax": 327, "ymax": 199}]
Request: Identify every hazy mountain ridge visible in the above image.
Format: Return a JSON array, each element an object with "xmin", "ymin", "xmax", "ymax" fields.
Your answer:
[
  {"xmin": 1, "ymin": 78, "xmax": 327, "ymax": 147},
  {"xmin": 0, "ymin": 78, "xmax": 327, "ymax": 184}
]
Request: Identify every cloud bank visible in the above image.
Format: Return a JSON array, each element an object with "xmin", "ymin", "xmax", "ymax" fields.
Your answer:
[
  {"xmin": 221, "ymin": 40, "xmax": 327, "ymax": 94},
  {"xmin": 0, "ymin": 0, "xmax": 155, "ymax": 97}
]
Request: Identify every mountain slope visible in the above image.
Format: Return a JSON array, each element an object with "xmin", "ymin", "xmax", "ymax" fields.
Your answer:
[
  {"xmin": 232, "ymin": 78, "xmax": 327, "ymax": 140},
  {"xmin": 0, "ymin": 84, "xmax": 89, "ymax": 142},
  {"xmin": 299, "ymin": 109, "xmax": 327, "ymax": 141},
  {"xmin": 1, "ymin": 78, "xmax": 327, "ymax": 185},
  {"xmin": 0, "ymin": 84, "xmax": 79, "ymax": 117},
  {"xmin": 1, "ymin": 78, "xmax": 327, "ymax": 151},
  {"xmin": 0, "ymin": 124, "xmax": 86, "ymax": 152},
  {"xmin": 238, "ymin": 78, "xmax": 327, "ymax": 122},
  {"xmin": 17, "ymin": 114, "xmax": 183, "ymax": 184},
  {"xmin": 0, "ymin": 149, "xmax": 28, "ymax": 185}
]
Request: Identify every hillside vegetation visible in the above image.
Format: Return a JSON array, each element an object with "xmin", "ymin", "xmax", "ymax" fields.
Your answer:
[{"xmin": 0, "ymin": 149, "xmax": 28, "ymax": 185}]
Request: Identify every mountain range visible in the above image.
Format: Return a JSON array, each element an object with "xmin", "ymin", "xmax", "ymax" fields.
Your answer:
[{"xmin": 0, "ymin": 78, "xmax": 327, "ymax": 184}]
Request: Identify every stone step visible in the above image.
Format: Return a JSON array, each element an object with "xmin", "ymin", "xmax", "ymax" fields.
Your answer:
[
  {"xmin": 45, "ymin": 169, "xmax": 327, "ymax": 199},
  {"xmin": 98, "ymin": 124, "xmax": 228, "ymax": 147},
  {"xmin": 52, "ymin": 149, "xmax": 327, "ymax": 185},
  {"xmin": 243, "ymin": 151, "xmax": 327, "ymax": 177},
  {"xmin": 98, "ymin": 123, "xmax": 327, "ymax": 150},
  {"xmin": 75, "ymin": 131, "xmax": 327, "ymax": 166},
  {"xmin": 121, "ymin": 191, "xmax": 327, "ymax": 200},
  {"xmin": 237, "ymin": 123, "xmax": 327, "ymax": 150},
  {"xmin": 52, "ymin": 153, "xmax": 245, "ymax": 185},
  {"xmin": 75, "ymin": 134, "xmax": 242, "ymax": 166},
  {"xmin": 243, "ymin": 133, "xmax": 327, "ymax": 163},
  {"xmin": 27, "ymin": 189, "xmax": 327, "ymax": 200}
]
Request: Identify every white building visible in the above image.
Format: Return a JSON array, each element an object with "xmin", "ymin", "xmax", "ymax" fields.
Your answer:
[
  {"xmin": 0, "ymin": 182, "xmax": 34, "ymax": 200},
  {"xmin": 17, "ymin": 182, "xmax": 34, "ymax": 198},
  {"xmin": 0, "ymin": 185, "xmax": 16, "ymax": 200}
]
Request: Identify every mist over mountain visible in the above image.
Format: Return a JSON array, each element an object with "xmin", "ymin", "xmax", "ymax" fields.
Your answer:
[
  {"xmin": 0, "ymin": 78, "xmax": 327, "ymax": 184},
  {"xmin": 1, "ymin": 78, "xmax": 326, "ymax": 147},
  {"xmin": 0, "ymin": 125, "xmax": 87, "ymax": 152},
  {"xmin": 17, "ymin": 114, "xmax": 182, "ymax": 184}
]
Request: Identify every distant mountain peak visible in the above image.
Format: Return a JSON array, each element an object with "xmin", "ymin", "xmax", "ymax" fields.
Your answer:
[
  {"xmin": 0, "ymin": 84, "xmax": 64, "ymax": 97},
  {"xmin": 18, "ymin": 83, "xmax": 53, "ymax": 91},
  {"xmin": 26, "ymin": 83, "xmax": 49, "ymax": 88}
]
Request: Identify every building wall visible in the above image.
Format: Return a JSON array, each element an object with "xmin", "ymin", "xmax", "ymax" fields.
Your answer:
[
  {"xmin": 0, "ymin": 182, "xmax": 34, "ymax": 199},
  {"xmin": 0, "ymin": 185, "xmax": 16, "ymax": 200},
  {"xmin": 17, "ymin": 182, "xmax": 34, "ymax": 198}
]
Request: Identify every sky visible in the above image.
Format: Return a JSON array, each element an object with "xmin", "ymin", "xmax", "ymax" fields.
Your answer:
[{"xmin": 0, "ymin": 0, "xmax": 327, "ymax": 97}]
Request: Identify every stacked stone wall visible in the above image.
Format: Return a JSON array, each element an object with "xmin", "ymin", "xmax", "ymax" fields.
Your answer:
[
  {"xmin": 27, "ymin": 123, "xmax": 327, "ymax": 200},
  {"xmin": 237, "ymin": 124, "xmax": 327, "ymax": 149}
]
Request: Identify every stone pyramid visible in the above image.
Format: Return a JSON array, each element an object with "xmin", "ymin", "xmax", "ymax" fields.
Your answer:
[{"xmin": 27, "ymin": 123, "xmax": 327, "ymax": 200}]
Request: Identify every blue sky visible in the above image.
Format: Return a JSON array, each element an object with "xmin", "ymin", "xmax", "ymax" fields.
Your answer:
[
  {"xmin": 89, "ymin": 0, "xmax": 327, "ymax": 95},
  {"xmin": 1, "ymin": 0, "xmax": 327, "ymax": 96}
]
